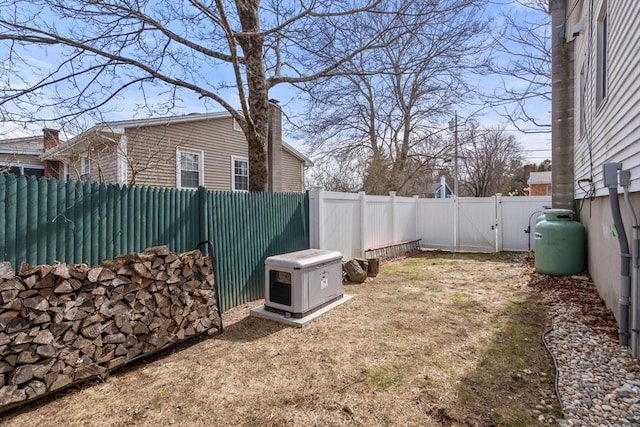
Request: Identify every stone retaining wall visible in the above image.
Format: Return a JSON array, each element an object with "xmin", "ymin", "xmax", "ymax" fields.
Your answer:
[{"xmin": 0, "ymin": 246, "xmax": 221, "ymax": 412}]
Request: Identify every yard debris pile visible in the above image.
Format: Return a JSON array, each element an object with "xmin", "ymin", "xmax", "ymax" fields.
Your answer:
[
  {"xmin": 342, "ymin": 258, "xmax": 379, "ymax": 283},
  {"xmin": 0, "ymin": 246, "xmax": 220, "ymax": 413},
  {"xmin": 527, "ymin": 268, "xmax": 619, "ymax": 341}
]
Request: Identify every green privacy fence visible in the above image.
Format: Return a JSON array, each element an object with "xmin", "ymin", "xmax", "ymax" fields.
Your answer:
[
  {"xmin": 206, "ymin": 191, "xmax": 309, "ymax": 311},
  {"xmin": 0, "ymin": 174, "xmax": 309, "ymax": 312}
]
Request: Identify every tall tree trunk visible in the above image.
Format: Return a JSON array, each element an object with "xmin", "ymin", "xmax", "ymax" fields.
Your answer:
[{"xmin": 236, "ymin": 0, "xmax": 269, "ymax": 192}]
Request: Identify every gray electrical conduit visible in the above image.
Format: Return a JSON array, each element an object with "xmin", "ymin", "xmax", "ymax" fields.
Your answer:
[
  {"xmin": 604, "ymin": 163, "xmax": 631, "ymax": 347},
  {"xmin": 621, "ymin": 169, "xmax": 639, "ymax": 358}
]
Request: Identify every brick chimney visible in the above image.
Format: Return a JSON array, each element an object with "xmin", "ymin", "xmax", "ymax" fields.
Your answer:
[
  {"xmin": 43, "ymin": 128, "xmax": 61, "ymax": 179},
  {"xmin": 267, "ymin": 101, "xmax": 283, "ymax": 192}
]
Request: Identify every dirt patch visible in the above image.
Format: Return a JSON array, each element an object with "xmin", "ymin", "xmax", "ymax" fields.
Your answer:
[{"xmin": 1, "ymin": 251, "xmax": 562, "ymax": 426}]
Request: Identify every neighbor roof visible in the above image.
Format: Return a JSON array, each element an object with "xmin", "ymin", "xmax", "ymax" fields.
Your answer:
[
  {"xmin": 0, "ymin": 135, "xmax": 44, "ymax": 156},
  {"xmin": 42, "ymin": 112, "xmax": 232, "ymax": 160},
  {"xmin": 528, "ymin": 171, "xmax": 552, "ymax": 185}
]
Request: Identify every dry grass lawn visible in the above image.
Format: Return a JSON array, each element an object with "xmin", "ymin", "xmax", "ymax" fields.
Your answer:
[{"xmin": 0, "ymin": 251, "xmax": 559, "ymax": 426}]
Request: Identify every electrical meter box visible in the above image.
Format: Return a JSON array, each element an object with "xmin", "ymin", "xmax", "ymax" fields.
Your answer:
[{"xmin": 264, "ymin": 249, "xmax": 343, "ymax": 318}]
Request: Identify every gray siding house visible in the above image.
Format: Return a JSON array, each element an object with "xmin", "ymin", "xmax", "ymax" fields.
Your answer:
[
  {"xmin": 4, "ymin": 109, "xmax": 312, "ymax": 192},
  {"xmin": 552, "ymin": 0, "xmax": 640, "ymax": 337}
]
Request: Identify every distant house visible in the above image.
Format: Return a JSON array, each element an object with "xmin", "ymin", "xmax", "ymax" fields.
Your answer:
[
  {"xmin": 2, "ymin": 108, "xmax": 312, "ymax": 192},
  {"xmin": 0, "ymin": 129, "xmax": 61, "ymax": 179},
  {"xmin": 527, "ymin": 171, "xmax": 552, "ymax": 196},
  {"xmin": 434, "ymin": 176, "xmax": 453, "ymax": 198},
  {"xmin": 421, "ymin": 176, "xmax": 453, "ymax": 198}
]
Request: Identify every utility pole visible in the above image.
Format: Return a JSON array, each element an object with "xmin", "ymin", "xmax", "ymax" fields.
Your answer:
[
  {"xmin": 449, "ymin": 111, "xmax": 460, "ymax": 252},
  {"xmin": 454, "ymin": 111, "xmax": 458, "ymax": 197},
  {"xmin": 449, "ymin": 111, "xmax": 459, "ymax": 197}
]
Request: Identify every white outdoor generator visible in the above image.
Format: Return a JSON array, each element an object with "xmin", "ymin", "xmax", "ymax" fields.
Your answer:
[{"xmin": 264, "ymin": 249, "xmax": 343, "ymax": 318}]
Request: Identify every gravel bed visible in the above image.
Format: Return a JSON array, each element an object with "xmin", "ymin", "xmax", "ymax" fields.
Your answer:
[{"xmin": 544, "ymin": 301, "xmax": 640, "ymax": 426}]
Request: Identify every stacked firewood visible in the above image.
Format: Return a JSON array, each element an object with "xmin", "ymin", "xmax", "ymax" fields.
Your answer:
[
  {"xmin": 0, "ymin": 246, "xmax": 220, "ymax": 412},
  {"xmin": 342, "ymin": 258, "xmax": 379, "ymax": 283}
]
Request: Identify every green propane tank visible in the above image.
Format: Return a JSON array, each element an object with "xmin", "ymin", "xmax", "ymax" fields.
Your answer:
[
  {"xmin": 534, "ymin": 209, "xmax": 585, "ymax": 276},
  {"xmin": 531, "ymin": 210, "xmax": 549, "ymax": 253}
]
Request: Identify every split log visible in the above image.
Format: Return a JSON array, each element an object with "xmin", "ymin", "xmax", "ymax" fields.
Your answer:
[
  {"xmin": 0, "ymin": 262, "xmax": 15, "ymax": 280},
  {"xmin": 355, "ymin": 258, "xmax": 369, "ymax": 274},
  {"xmin": 367, "ymin": 258, "xmax": 380, "ymax": 277},
  {"xmin": 343, "ymin": 260, "xmax": 367, "ymax": 283}
]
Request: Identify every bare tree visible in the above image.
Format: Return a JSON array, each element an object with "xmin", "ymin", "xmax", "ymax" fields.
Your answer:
[
  {"xmin": 489, "ymin": 0, "xmax": 551, "ymax": 132},
  {"xmin": 305, "ymin": 156, "xmax": 364, "ymax": 193},
  {"xmin": 53, "ymin": 125, "xmax": 195, "ymax": 186},
  {"xmin": 0, "ymin": 153, "xmax": 18, "ymax": 173},
  {"xmin": 459, "ymin": 123, "xmax": 523, "ymax": 197},
  {"xmin": 299, "ymin": 0, "xmax": 491, "ymax": 195},
  {"xmin": 0, "ymin": 0, "xmax": 411, "ymax": 191},
  {"xmin": 535, "ymin": 159, "xmax": 552, "ymax": 171}
]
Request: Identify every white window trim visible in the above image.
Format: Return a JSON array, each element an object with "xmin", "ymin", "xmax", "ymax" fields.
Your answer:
[
  {"xmin": 579, "ymin": 65, "xmax": 586, "ymax": 138},
  {"xmin": 596, "ymin": 2, "xmax": 608, "ymax": 107},
  {"xmin": 62, "ymin": 162, "xmax": 70, "ymax": 181},
  {"xmin": 176, "ymin": 147, "xmax": 205, "ymax": 189},
  {"xmin": 233, "ymin": 119, "xmax": 243, "ymax": 132},
  {"xmin": 231, "ymin": 156, "xmax": 249, "ymax": 192},
  {"xmin": 80, "ymin": 155, "xmax": 91, "ymax": 181}
]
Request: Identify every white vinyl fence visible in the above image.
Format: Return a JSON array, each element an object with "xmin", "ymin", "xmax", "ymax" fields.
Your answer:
[{"xmin": 309, "ymin": 188, "xmax": 551, "ymax": 259}]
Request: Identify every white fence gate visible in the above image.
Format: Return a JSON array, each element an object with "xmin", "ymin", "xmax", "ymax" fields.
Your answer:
[
  {"xmin": 457, "ymin": 197, "xmax": 497, "ymax": 252},
  {"xmin": 309, "ymin": 188, "xmax": 551, "ymax": 259}
]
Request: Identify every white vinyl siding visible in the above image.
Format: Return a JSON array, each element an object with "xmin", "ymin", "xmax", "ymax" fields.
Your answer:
[
  {"xmin": 573, "ymin": 1, "xmax": 640, "ymax": 196},
  {"xmin": 231, "ymin": 156, "xmax": 249, "ymax": 191}
]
